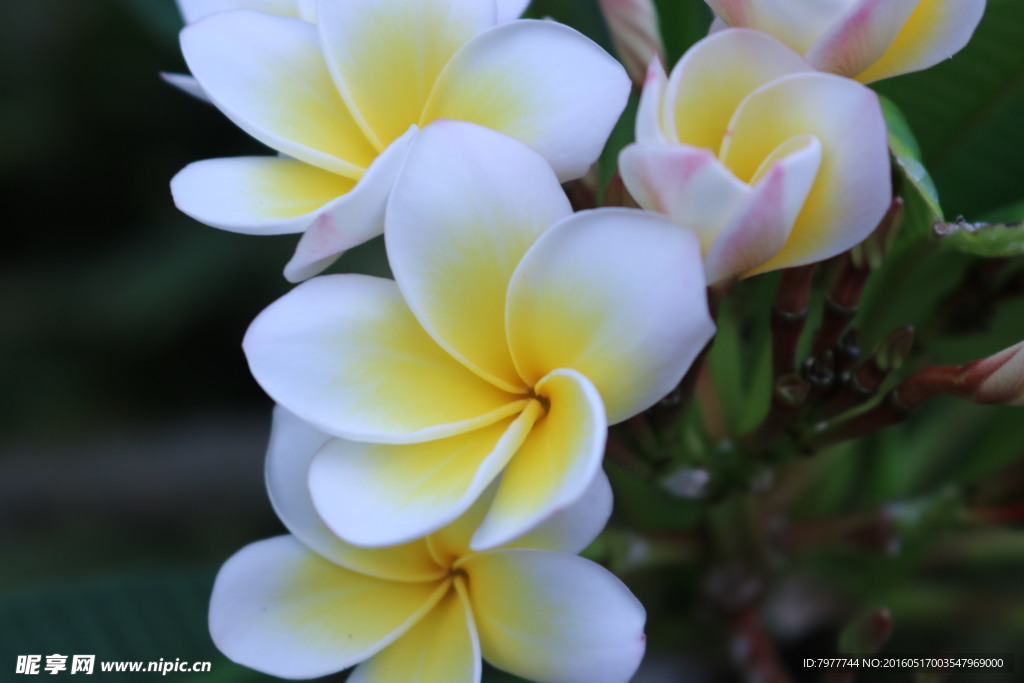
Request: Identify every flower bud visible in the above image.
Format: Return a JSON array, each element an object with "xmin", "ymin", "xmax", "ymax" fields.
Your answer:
[
  {"xmin": 964, "ymin": 340, "xmax": 1024, "ymax": 406},
  {"xmin": 598, "ymin": 0, "xmax": 666, "ymax": 85}
]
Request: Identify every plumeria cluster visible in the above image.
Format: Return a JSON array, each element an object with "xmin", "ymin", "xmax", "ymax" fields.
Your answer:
[{"xmin": 166, "ymin": 0, "xmax": 1015, "ymax": 680}]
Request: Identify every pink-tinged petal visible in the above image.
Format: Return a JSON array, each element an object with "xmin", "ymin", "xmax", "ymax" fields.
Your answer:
[
  {"xmin": 176, "ymin": 0, "xmax": 299, "ymax": 24},
  {"xmin": 806, "ymin": 0, "xmax": 919, "ymax": 78},
  {"xmin": 705, "ymin": 135, "xmax": 822, "ymax": 282},
  {"xmin": 471, "ymin": 369, "xmax": 606, "ymax": 550},
  {"xmin": 496, "ymin": 0, "xmax": 531, "ymax": 22},
  {"xmin": 160, "ymin": 72, "xmax": 209, "ymax": 101},
  {"xmin": 856, "ymin": 0, "xmax": 986, "ymax": 83},
  {"xmin": 244, "ymin": 275, "xmax": 526, "ymax": 443},
  {"xmin": 170, "ymin": 156, "xmax": 354, "ymax": 236},
  {"xmin": 706, "ymin": 0, "xmax": 854, "ymax": 53},
  {"xmin": 507, "ymin": 209, "xmax": 715, "ymax": 424},
  {"xmin": 634, "ymin": 58, "xmax": 671, "ymax": 144},
  {"xmin": 722, "ymin": 72, "xmax": 891, "ymax": 271},
  {"xmin": 265, "ymin": 407, "xmax": 444, "ymax": 582},
  {"xmin": 664, "ymin": 28, "xmax": 812, "ymax": 152},
  {"xmin": 308, "ymin": 403, "xmax": 542, "ymax": 547},
  {"xmin": 347, "ymin": 583, "xmax": 481, "ymax": 683},
  {"xmin": 423, "ymin": 20, "xmax": 630, "ymax": 182},
  {"xmin": 387, "ymin": 121, "xmax": 571, "ymax": 393},
  {"xmin": 619, "ymin": 143, "xmax": 750, "ymax": 250},
  {"xmin": 283, "ymin": 126, "xmax": 417, "ymax": 282},
  {"xmin": 209, "ymin": 536, "xmax": 449, "ymax": 679},
  {"xmin": 181, "ymin": 11, "xmax": 376, "ymax": 178},
  {"xmin": 318, "ymin": 0, "xmax": 495, "ymax": 150},
  {"xmin": 504, "ymin": 467, "xmax": 613, "ymax": 554},
  {"xmin": 708, "ymin": 16, "xmax": 729, "ymax": 33},
  {"xmin": 461, "ymin": 549, "xmax": 646, "ymax": 683}
]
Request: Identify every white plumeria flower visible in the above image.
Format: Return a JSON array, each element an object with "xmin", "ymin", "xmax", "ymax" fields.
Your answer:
[
  {"xmin": 176, "ymin": 0, "xmax": 530, "ymax": 24},
  {"xmin": 243, "ymin": 121, "xmax": 715, "ymax": 549},
  {"xmin": 209, "ymin": 406, "xmax": 646, "ymax": 682},
  {"xmin": 170, "ymin": 0, "xmax": 629, "ymax": 281},
  {"xmin": 705, "ymin": 0, "xmax": 986, "ymax": 83},
  {"xmin": 619, "ymin": 29, "xmax": 892, "ymax": 285}
]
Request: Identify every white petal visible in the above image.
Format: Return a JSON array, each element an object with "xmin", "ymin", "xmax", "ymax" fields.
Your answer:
[
  {"xmin": 805, "ymin": 0, "xmax": 919, "ymax": 78},
  {"xmin": 506, "ymin": 208, "xmax": 716, "ymax": 424},
  {"xmin": 856, "ymin": 0, "xmax": 987, "ymax": 82},
  {"xmin": 318, "ymin": 0, "xmax": 495, "ymax": 150},
  {"xmin": 283, "ymin": 126, "xmax": 418, "ymax": 282},
  {"xmin": 496, "ymin": 0, "xmax": 531, "ymax": 22},
  {"xmin": 265, "ymin": 406, "xmax": 444, "ymax": 582},
  {"xmin": 308, "ymin": 403, "xmax": 543, "ymax": 547},
  {"xmin": 707, "ymin": 0, "xmax": 855, "ymax": 53},
  {"xmin": 471, "ymin": 369, "xmax": 606, "ymax": 550},
  {"xmin": 160, "ymin": 72, "xmax": 209, "ymax": 101},
  {"xmin": 634, "ymin": 58, "xmax": 671, "ymax": 144},
  {"xmin": 176, "ymin": 0, "xmax": 299, "ymax": 24},
  {"xmin": 619, "ymin": 143, "xmax": 750, "ymax": 251},
  {"xmin": 721, "ymin": 72, "xmax": 891, "ymax": 271},
  {"xmin": 348, "ymin": 582, "xmax": 481, "ymax": 683},
  {"xmin": 705, "ymin": 135, "xmax": 822, "ymax": 282},
  {"xmin": 386, "ymin": 120, "xmax": 571, "ymax": 393},
  {"xmin": 209, "ymin": 536, "xmax": 448, "ymax": 679},
  {"xmin": 181, "ymin": 10, "xmax": 377, "ymax": 178},
  {"xmin": 423, "ymin": 19, "xmax": 630, "ymax": 182},
  {"xmin": 170, "ymin": 156, "xmax": 354, "ymax": 235},
  {"xmin": 244, "ymin": 275, "xmax": 526, "ymax": 443},
  {"xmin": 462, "ymin": 549, "xmax": 646, "ymax": 683},
  {"xmin": 504, "ymin": 467, "xmax": 613, "ymax": 554},
  {"xmin": 664, "ymin": 28, "xmax": 812, "ymax": 152}
]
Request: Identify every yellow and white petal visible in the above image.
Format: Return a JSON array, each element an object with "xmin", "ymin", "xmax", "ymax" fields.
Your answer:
[
  {"xmin": 496, "ymin": 0, "xmax": 531, "ymax": 23},
  {"xmin": 386, "ymin": 121, "xmax": 571, "ymax": 393},
  {"xmin": 209, "ymin": 536, "xmax": 448, "ymax": 679},
  {"xmin": 318, "ymin": 0, "xmax": 495, "ymax": 150},
  {"xmin": 705, "ymin": 135, "xmax": 822, "ymax": 282},
  {"xmin": 244, "ymin": 274, "xmax": 526, "ymax": 443},
  {"xmin": 423, "ymin": 20, "xmax": 630, "ymax": 182},
  {"xmin": 180, "ymin": 11, "xmax": 376, "ymax": 178},
  {"xmin": 161, "ymin": 72, "xmax": 208, "ymax": 101},
  {"xmin": 619, "ymin": 143, "xmax": 750, "ymax": 251},
  {"xmin": 634, "ymin": 58, "xmax": 671, "ymax": 144},
  {"xmin": 664, "ymin": 28, "xmax": 812, "ymax": 152},
  {"xmin": 707, "ymin": 0, "xmax": 853, "ymax": 53},
  {"xmin": 295, "ymin": 0, "xmax": 316, "ymax": 22},
  {"xmin": 805, "ymin": 0, "xmax": 919, "ymax": 78},
  {"xmin": 722, "ymin": 72, "xmax": 891, "ymax": 271},
  {"xmin": 348, "ymin": 582, "xmax": 481, "ymax": 683},
  {"xmin": 507, "ymin": 209, "xmax": 716, "ymax": 424},
  {"xmin": 283, "ymin": 126, "xmax": 418, "ymax": 283},
  {"xmin": 504, "ymin": 467, "xmax": 613, "ymax": 554},
  {"xmin": 176, "ymin": 0, "xmax": 299, "ymax": 24},
  {"xmin": 266, "ymin": 406, "xmax": 444, "ymax": 582},
  {"xmin": 855, "ymin": 0, "xmax": 986, "ymax": 83},
  {"xmin": 471, "ymin": 370, "xmax": 605, "ymax": 550},
  {"xmin": 462, "ymin": 549, "xmax": 646, "ymax": 683},
  {"xmin": 308, "ymin": 404, "xmax": 542, "ymax": 547},
  {"xmin": 170, "ymin": 156, "xmax": 354, "ymax": 236}
]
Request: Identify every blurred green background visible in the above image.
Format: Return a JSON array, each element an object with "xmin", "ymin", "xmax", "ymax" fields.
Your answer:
[{"xmin": 1, "ymin": 0, "xmax": 1022, "ymax": 681}]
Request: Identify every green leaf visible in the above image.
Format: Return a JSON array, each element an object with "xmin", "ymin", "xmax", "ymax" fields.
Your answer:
[
  {"xmin": 879, "ymin": 95, "xmax": 944, "ymax": 251},
  {"xmin": 939, "ymin": 218, "xmax": 1024, "ymax": 257}
]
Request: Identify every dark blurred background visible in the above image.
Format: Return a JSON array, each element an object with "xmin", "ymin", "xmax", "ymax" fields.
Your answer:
[{"xmin": 1, "ymin": 1, "xmax": 1023, "ymax": 682}]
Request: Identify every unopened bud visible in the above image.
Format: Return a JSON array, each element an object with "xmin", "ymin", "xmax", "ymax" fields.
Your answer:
[
  {"xmin": 598, "ymin": 0, "xmax": 665, "ymax": 85},
  {"xmin": 965, "ymin": 340, "xmax": 1024, "ymax": 406}
]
